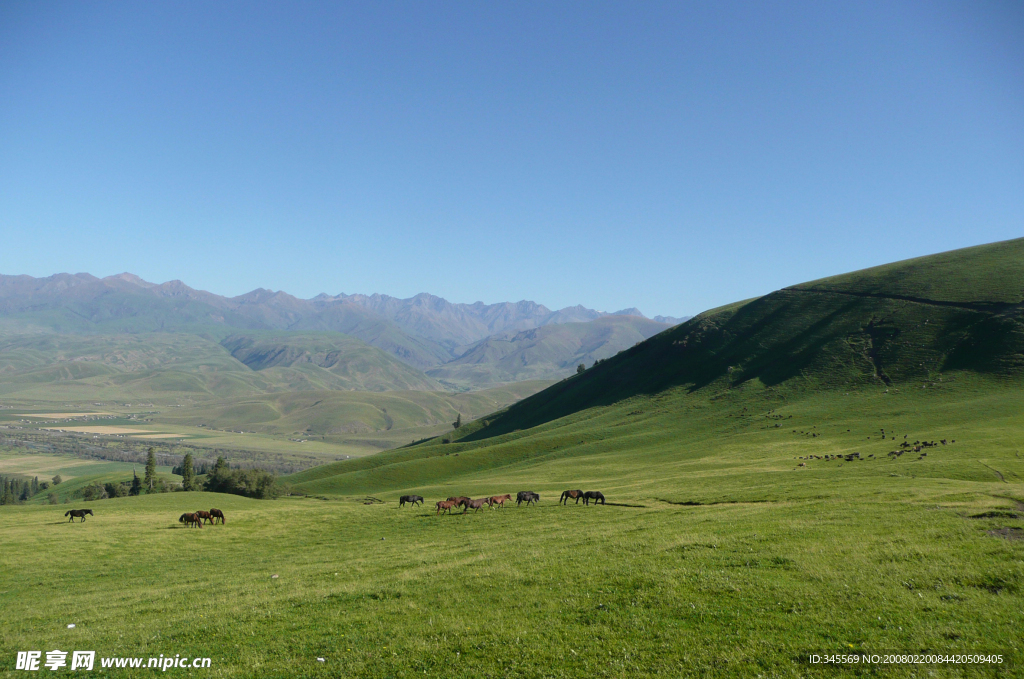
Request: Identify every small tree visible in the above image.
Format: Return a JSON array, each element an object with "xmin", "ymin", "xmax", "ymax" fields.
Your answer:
[
  {"xmin": 52, "ymin": 474, "xmax": 62, "ymax": 485},
  {"xmin": 144, "ymin": 448, "xmax": 156, "ymax": 493},
  {"xmin": 129, "ymin": 467, "xmax": 142, "ymax": 497},
  {"xmin": 48, "ymin": 492, "xmax": 58, "ymax": 505},
  {"xmin": 576, "ymin": 364, "xmax": 585, "ymax": 374},
  {"xmin": 180, "ymin": 452, "xmax": 195, "ymax": 491},
  {"xmin": 452, "ymin": 413, "xmax": 461, "ymax": 430}
]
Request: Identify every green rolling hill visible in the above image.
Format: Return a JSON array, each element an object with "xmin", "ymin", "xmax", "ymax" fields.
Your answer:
[{"xmin": 284, "ymin": 237, "xmax": 1024, "ymax": 496}]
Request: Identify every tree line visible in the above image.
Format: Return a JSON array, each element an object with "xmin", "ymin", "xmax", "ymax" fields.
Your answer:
[{"xmin": 0, "ymin": 448, "xmax": 277, "ymax": 505}]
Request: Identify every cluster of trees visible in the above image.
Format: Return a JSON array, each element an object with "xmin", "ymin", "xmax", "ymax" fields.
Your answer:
[
  {"xmin": 1, "ymin": 474, "xmax": 45, "ymax": 505},
  {"xmin": 202, "ymin": 456, "xmax": 277, "ymax": 499},
  {"xmin": 172, "ymin": 457, "xmax": 210, "ymax": 478},
  {"xmin": 0, "ymin": 448, "xmax": 278, "ymax": 505}
]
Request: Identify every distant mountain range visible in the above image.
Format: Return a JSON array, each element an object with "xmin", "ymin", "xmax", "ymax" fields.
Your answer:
[{"xmin": 0, "ymin": 272, "xmax": 690, "ymax": 392}]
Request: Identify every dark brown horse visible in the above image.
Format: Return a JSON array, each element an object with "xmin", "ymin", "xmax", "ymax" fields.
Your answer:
[
  {"xmin": 209, "ymin": 508, "xmax": 225, "ymax": 524},
  {"xmin": 516, "ymin": 491, "xmax": 539, "ymax": 506},
  {"xmin": 436, "ymin": 500, "xmax": 457, "ymax": 515},
  {"xmin": 399, "ymin": 495, "xmax": 424, "ymax": 508},
  {"xmin": 488, "ymin": 494, "xmax": 512, "ymax": 508},
  {"xmin": 195, "ymin": 510, "xmax": 214, "ymax": 524},
  {"xmin": 560, "ymin": 489, "xmax": 584, "ymax": 505},
  {"xmin": 582, "ymin": 491, "xmax": 606, "ymax": 505},
  {"xmin": 465, "ymin": 498, "xmax": 489, "ymax": 513},
  {"xmin": 65, "ymin": 509, "xmax": 93, "ymax": 522},
  {"xmin": 178, "ymin": 512, "xmax": 203, "ymax": 528}
]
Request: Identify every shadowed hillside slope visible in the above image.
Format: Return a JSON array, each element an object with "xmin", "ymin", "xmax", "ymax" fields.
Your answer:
[
  {"xmin": 284, "ymin": 238, "xmax": 1024, "ymax": 495},
  {"xmin": 458, "ymin": 237, "xmax": 1024, "ymax": 438}
]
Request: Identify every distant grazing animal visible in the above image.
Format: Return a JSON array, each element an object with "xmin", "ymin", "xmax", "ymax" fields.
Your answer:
[
  {"xmin": 465, "ymin": 498, "xmax": 489, "ymax": 513},
  {"xmin": 209, "ymin": 508, "xmax": 225, "ymax": 524},
  {"xmin": 560, "ymin": 489, "xmax": 584, "ymax": 505},
  {"xmin": 516, "ymin": 491, "xmax": 540, "ymax": 506},
  {"xmin": 178, "ymin": 512, "xmax": 203, "ymax": 528},
  {"xmin": 195, "ymin": 510, "xmax": 214, "ymax": 524},
  {"xmin": 436, "ymin": 500, "xmax": 457, "ymax": 515},
  {"xmin": 65, "ymin": 509, "xmax": 93, "ymax": 522},
  {"xmin": 488, "ymin": 494, "xmax": 512, "ymax": 508},
  {"xmin": 582, "ymin": 491, "xmax": 606, "ymax": 506},
  {"xmin": 399, "ymin": 495, "xmax": 424, "ymax": 508}
]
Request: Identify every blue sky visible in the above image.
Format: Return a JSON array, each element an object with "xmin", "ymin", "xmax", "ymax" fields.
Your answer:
[{"xmin": 1, "ymin": 1, "xmax": 1021, "ymax": 318}]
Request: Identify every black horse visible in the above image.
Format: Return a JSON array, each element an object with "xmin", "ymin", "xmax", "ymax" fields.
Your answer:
[
  {"xmin": 582, "ymin": 491, "xmax": 605, "ymax": 505},
  {"xmin": 65, "ymin": 509, "xmax": 94, "ymax": 522},
  {"xmin": 516, "ymin": 491, "xmax": 540, "ymax": 506},
  {"xmin": 399, "ymin": 495, "xmax": 424, "ymax": 508},
  {"xmin": 560, "ymin": 489, "xmax": 584, "ymax": 505}
]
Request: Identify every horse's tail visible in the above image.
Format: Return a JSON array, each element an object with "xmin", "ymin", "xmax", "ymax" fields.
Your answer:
[{"xmin": 65, "ymin": 511, "xmax": 71, "ymax": 516}]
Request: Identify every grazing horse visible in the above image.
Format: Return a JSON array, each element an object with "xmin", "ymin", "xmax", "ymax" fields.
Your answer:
[
  {"xmin": 488, "ymin": 494, "xmax": 512, "ymax": 508},
  {"xmin": 465, "ymin": 498, "xmax": 489, "ymax": 513},
  {"xmin": 516, "ymin": 491, "xmax": 540, "ymax": 506},
  {"xmin": 195, "ymin": 510, "xmax": 214, "ymax": 524},
  {"xmin": 209, "ymin": 508, "xmax": 225, "ymax": 524},
  {"xmin": 65, "ymin": 509, "xmax": 93, "ymax": 523},
  {"xmin": 436, "ymin": 500, "xmax": 457, "ymax": 515},
  {"xmin": 178, "ymin": 512, "xmax": 203, "ymax": 528},
  {"xmin": 447, "ymin": 496, "xmax": 470, "ymax": 511},
  {"xmin": 399, "ymin": 495, "xmax": 424, "ymax": 508},
  {"xmin": 560, "ymin": 489, "xmax": 584, "ymax": 505},
  {"xmin": 582, "ymin": 491, "xmax": 606, "ymax": 505}
]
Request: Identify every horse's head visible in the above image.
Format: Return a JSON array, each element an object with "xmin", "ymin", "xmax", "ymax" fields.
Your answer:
[{"xmin": 85, "ymin": 509, "xmax": 94, "ymax": 515}]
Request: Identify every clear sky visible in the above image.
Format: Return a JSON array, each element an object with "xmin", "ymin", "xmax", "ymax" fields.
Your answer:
[{"xmin": 1, "ymin": 1, "xmax": 1021, "ymax": 318}]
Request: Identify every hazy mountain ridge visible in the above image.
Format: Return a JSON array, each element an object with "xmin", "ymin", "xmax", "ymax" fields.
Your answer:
[{"xmin": 0, "ymin": 272, "xmax": 685, "ymax": 390}]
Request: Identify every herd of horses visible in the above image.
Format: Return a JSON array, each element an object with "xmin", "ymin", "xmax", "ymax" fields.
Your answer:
[
  {"xmin": 63, "ymin": 490, "xmax": 606, "ymax": 525},
  {"xmin": 178, "ymin": 509, "xmax": 226, "ymax": 528},
  {"xmin": 395, "ymin": 489, "xmax": 607, "ymax": 515}
]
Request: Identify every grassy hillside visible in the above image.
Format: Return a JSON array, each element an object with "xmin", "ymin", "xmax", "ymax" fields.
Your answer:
[
  {"xmin": 220, "ymin": 332, "xmax": 443, "ymax": 392},
  {"xmin": 284, "ymin": 238, "xmax": 1024, "ymax": 495},
  {"xmin": 439, "ymin": 238, "xmax": 1024, "ymax": 439},
  {"xmin": 426, "ymin": 316, "xmax": 669, "ymax": 388}
]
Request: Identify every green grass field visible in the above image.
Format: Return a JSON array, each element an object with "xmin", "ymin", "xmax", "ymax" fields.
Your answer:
[{"xmin": 1, "ymin": 377, "xmax": 1022, "ymax": 677}]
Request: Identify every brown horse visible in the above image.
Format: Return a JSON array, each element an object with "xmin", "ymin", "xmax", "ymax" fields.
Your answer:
[
  {"xmin": 436, "ymin": 500, "xmax": 457, "ymax": 515},
  {"xmin": 209, "ymin": 508, "xmax": 225, "ymax": 524},
  {"xmin": 195, "ymin": 510, "xmax": 214, "ymax": 525},
  {"xmin": 488, "ymin": 494, "xmax": 512, "ymax": 508},
  {"xmin": 465, "ymin": 498, "xmax": 489, "ymax": 513},
  {"xmin": 65, "ymin": 509, "xmax": 93, "ymax": 522},
  {"xmin": 447, "ymin": 496, "xmax": 470, "ymax": 511},
  {"xmin": 560, "ymin": 489, "xmax": 584, "ymax": 505},
  {"xmin": 178, "ymin": 512, "xmax": 203, "ymax": 528}
]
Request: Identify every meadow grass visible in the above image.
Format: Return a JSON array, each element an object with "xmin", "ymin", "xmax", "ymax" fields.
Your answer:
[
  {"xmin": 0, "ymin": 489, "xmax": 1020, "ymax": 678},
  {"xmin": 2, "ymin": 378, "xmax": 1023, "ymax": 677}
]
